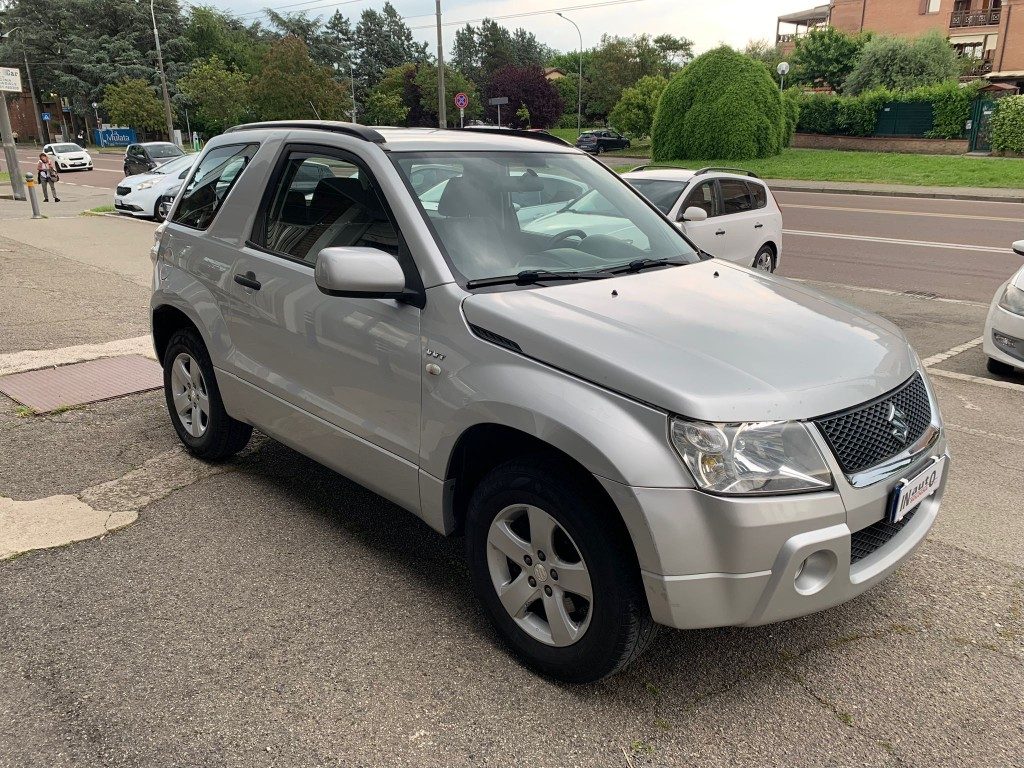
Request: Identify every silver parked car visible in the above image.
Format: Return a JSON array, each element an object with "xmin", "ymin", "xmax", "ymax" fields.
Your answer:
[{"xmin": 151, "ymin": 123, "xmax": 949, "ymax": 683}]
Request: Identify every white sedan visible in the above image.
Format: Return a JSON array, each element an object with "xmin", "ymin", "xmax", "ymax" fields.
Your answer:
[
  {"xmin": 622, "ymin": 166, "xmax": 784, "ymax": 272},
  {"xmin": 43, "ymin": 142, "xmax": 93, "ymax": 172},
  {"xmin": 114, "ymin": 154, "xmax": 197, "ymax": 221},
  {"xmin": 983, "ymin": 239, "xmax": 1024, "ymax": 377}
]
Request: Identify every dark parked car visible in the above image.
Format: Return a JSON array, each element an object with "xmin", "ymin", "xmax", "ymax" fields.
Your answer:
[
  {"xmin": 123, "ymin": 142, "xmax": 186, "ymax": 177},
  {"xmin": 575, "ymin": 130, "xmax": 631, "ymax": 154}
]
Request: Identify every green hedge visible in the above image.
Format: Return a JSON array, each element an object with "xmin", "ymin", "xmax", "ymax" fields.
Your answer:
[
  {"xmin": 782, "ymin": 88, "xmax": 800, "ymax": 147},
  {"xmin": 795, "ymin": 80, "xmax": 983, "ymax": 139},
  {"xmin": 652, "ymin": 46, "xmax": 785, "ymax": 161},
  {"xmin": 991, "ymin": 95, "xmax": 1024, "ymax": 154}
]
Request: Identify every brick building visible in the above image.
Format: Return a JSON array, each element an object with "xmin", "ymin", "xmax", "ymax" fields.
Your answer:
[{"xmin": 777, "ymin": 0, "xmax": 1024, "ymax": 84}]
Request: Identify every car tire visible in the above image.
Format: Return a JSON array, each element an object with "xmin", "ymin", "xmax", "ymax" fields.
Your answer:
[
  {"xmin": 753, "ymin": 245, "xmax": 775, "ymax": 273},
  {"xmin": 593, "ymin": 145, "xmax": 602, "ymax": 155},
  {"xmin": 162, "ymin": 328, "xmax": 252, "ymax": 461},
  {"xmin": 987, "ymin": 357, "xmax": 1016, "ymax": 377},
  {"xmin": 465, "ymin": 457, "xmax": 656, "ymax": 683},
  {"xmin": 153, "ymin": 199, "xmax": 167, "ymax": 223}
]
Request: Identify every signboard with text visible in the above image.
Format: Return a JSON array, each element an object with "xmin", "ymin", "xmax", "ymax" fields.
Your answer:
[
  {"xmin": 0, "ymin": 67, "xmax": 23, "ymax": 93},
  {"xmin": 93, "ymin": 127, "xmax": 137, "ymax": 147}
]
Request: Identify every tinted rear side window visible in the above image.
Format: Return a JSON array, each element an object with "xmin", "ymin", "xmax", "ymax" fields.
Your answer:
[
  {"xmin": 746, "ymin": 181, "xmax": 768, "ymax": 209},
  {"xmin": 172, "ymin": 143, "xmax": 258, "ymax": 230}
]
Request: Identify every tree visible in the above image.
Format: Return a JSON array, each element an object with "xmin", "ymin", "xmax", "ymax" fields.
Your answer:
[
  {"xmin": 844, "ymin": 31, "xmax": 959, "ymax": 94},
  {"xmin": 609, "ymin": 75, "xmax": 667, "ymax": 138},
  {"xmin": 413, "ymin": 65, "xmax": 479, "ymax": 126},
  {"xmin": 178, "ymin": 55, "xmax": 250, "ymax": 133},
  {"xmin": 248, "ymin": 36, "xmax": 352, "ymax": 122},
  {"xmin": 486, "ymin": 65, "xmax": 563, "ymax": 128},
  {"xmin": 451, "ymin": 19, "xmax": 550, "ymax": 87},
  {"xmin": 793, "ymin": 27, "xmax": 869, "ymax": 92},
  {"xmin": 585, "ymin": 34, "xmax": 693, "ymax": 121},
  {"xmin": 744, "ymin": 39, "xmax": 786, "ymax": 77},
  {"xmin": 355, "ymin": 2, "xmax": 428, "ymax": 92},
  {"xmin": 364, "ymin": 89, "xmax": 409, "ymax": 125},
  {"xmin": 103, "ymin": 78, "xmax": 166, "ymax": 131},
  {"xmin": 652, "ymin": 46, "xmax": 785, "ymax": 161},
  {"xmin": 183, "ymin": 7, "xmax": 268, "ymax": 75}
]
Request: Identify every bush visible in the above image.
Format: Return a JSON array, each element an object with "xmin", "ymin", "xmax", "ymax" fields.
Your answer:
[
  {"xmin": 781, "ymin": 87, "xmax": 801, "ymax": 146},
  {"xmin": 906, "ymin": 80, "xmax": 983, "ymax": 139},
  {"xmin": 796, "ymin": 92, "xmax": 878, "ymax": 136},
  {"xmin": 609, "ymin": 75, "xmax": 667, "ymax": 139},
  {"xmin": 651, "ymin": 46, "xmax": 784, "ymax": 161},
  {"xmin": 991, "ymin": 95, "xmax": 1024, "ymax": 155},
  {"xmin": 844, "ymin": 30, "xmax": 958, "ymax": 95}
]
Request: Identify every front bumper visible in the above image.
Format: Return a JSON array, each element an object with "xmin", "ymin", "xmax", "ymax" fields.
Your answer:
[
  {"xmin": 983, "ymin": 299, "xmax": 1024, "ymax": 370},
  {"xmin": 601, "ymin": 412, "xmax": 948, "ymax": 630},
  {"xmin": 57, "ymin": 159, "xmax": 93, "ymax": 170}
]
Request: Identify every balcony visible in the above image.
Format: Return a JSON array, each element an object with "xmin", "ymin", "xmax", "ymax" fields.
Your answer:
[
  {"xmin": 960, "ymin": 57, "xmax": 994, "ymax": 76},
  {"xmin": 949, "ymin": 8, "xmax": 1001, "ymax": 27}
]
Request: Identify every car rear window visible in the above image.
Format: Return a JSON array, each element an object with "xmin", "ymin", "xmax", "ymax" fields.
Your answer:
[{"xmin": 171, "ymin": 143, "xmax": 258, "ymax": 230}]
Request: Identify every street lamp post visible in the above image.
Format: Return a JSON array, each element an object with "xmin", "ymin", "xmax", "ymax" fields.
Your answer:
[
  {"xmin": 150, "ymin": 0, "xmax": 175, "ymax": 143},
  {"xmin": 556, "ymin": 12, "xmax": 583, "ymax": 137},
  {"xmin": 777, "ymin": 61, "xmax": 790, "ymax": 90},
  {"xmin": 327, "ymin": 46, "xmax": 358, "ymax": 123}
]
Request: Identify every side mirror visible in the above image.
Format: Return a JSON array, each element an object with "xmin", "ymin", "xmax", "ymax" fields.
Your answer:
[
  {"xmin": 1013, "ymin": 240, "xmax": 1024, "ymax": 257},
  {"xmin": 680, "ymin": 206, "xmax": 708, "ymax": 222},
  {"xmin": 315, "ymin": 247, "xmax": 406, "ymax": 299}
]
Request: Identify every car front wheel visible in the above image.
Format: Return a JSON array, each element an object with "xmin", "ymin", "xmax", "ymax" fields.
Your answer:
[
  {"xmin": 162, "ymin": 329, "xmax": 252, "ymax": 460},
  {"xmin": 466, "ymin": 458, "xmax": 655, "ymax": 683}
]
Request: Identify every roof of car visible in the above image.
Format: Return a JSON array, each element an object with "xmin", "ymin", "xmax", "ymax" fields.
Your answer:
[
  {"xmin": 622, "ymin": 167, "xmax": 763, "ymax": 183},
  {"xmin": 225, "ymin": 122, "xmax": 580, "ymax": 153}
]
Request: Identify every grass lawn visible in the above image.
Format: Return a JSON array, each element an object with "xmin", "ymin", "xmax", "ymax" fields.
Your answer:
[{"xmin": 611, "ymin": 148, "xmax": 1024, "ymax": 189}]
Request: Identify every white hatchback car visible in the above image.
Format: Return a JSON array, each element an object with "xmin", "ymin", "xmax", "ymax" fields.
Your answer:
[
  {"xmin": 115, "ymin": 154, "xmax": 198, "ymax": 221},
  {"xmin": 43, "ymin": 142, "xmax": 94, "ymax": 172},
  {"xmin": 622, "ymin": 166, "xmax": 783, "ymax": 272},
  {"xmin": 983, "ymin": 240, "xmax": 1024, "ymax": 377}
]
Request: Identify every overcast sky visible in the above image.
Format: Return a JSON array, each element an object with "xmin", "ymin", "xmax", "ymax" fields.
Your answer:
[{"xmin": 214, "ymin": 0, "xmax": 820, "ymax": 57}]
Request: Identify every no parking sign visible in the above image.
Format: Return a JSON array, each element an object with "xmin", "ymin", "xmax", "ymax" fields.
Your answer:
[{"xmin": 454, "ymin": 92, "xmax": 469, "ymax": 110}]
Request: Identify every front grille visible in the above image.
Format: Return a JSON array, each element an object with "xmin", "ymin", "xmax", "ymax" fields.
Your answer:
[
  {"xmin": 850, "ymin": 507, "xmax": 918, "ymax": 564},
  {"xmin": 814, "ymin": 373, "xmax": 931, "ymax": 474},
  {"xmin": 116, "ymin": 186, "xmax": 131, "ymax": 196}
]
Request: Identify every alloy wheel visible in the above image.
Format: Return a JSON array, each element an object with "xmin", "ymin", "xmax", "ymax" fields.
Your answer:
[
  {"xmin": 169, "ymin": 352, "xmax": 210, "ymax": 438},
  {"xmin": 486, "ymin": 504, "xmax": 593, "ymax": 647}
]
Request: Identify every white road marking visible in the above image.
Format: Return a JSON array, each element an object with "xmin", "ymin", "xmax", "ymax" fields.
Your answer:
[
  {"xmin": 928, "ymin": 368, "xmax": 1024, "ymax": 393},
  {"xmin": 0, "ymin": 336, "xmax": 155, "ymax": 377},
  {"xmin": 783, "ymin": 229, "xmax": 1014, "ymax": 254},
  {"xmin": 794, "ymin": 279, "xmax": 988, "ymax": 307},
  {"xmin": 921, "ymin": 337, "xmax": 984, "ymax": 367},
  {"xmin": 945, "ymin": 423, "xmax": 1024, "ymax": 446},
  {"xmin": 781, "ymin": 203, "xmax": 1024, "ymax": 223}
]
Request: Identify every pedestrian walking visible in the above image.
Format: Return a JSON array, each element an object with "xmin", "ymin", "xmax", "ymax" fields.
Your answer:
[{"xmin": 36, "ymin": 153, "xmax": 60, "ymax": 203}]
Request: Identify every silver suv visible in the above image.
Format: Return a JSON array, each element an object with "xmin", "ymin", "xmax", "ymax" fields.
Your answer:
[{"xmin": 151, "ymin": 122, "xmax": 949, "ymax": 683}]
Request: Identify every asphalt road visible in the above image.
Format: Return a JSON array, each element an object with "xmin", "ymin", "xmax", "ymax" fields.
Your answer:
[
  {"xmin": 15, "ymin": 145, "xmax": 127, "ymax": 182},
  {"xmin": 776, "ymin": 190, "xmax": 1024, "ymax": 303},
  {"xmin": 2, "ymin": 177, "xmax": 1023, "ymax": 766}
]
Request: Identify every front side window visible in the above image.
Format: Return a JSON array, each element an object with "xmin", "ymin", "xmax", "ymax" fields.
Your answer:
[
  {"xmin": 171, "ymin": 143, "xmax": 258, "ymax": 230},
  {"xmin": 393, "ymin": 151, "xmax": 699, "ymax": 285},
  {"xmin": 258, "ymin": 151, "xmax": 401, "ymax": 263}
]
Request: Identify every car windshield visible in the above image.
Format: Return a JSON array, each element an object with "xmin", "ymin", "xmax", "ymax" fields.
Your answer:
[
  {"xmin": 393, "ymin": 151, "xmax": 699, "ymax": 284},
  {"xmin": 625, "ymin": 179, "xmax": 687, "ymax": 214},
  {"xmin": 154, "ymin": 155, "xmax": 195, "ymax": 175},
  {"xmin": 52, "ymin": 143, "xmax": 82, "ymax": 153},
  {"xmin": 148, "ymin": 144, "xmax": 184, "ymax": 159}
]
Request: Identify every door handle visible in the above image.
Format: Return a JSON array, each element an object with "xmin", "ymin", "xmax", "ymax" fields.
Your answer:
[
  {"xmin": 234, "ymin": 271, "xmax": 261, "ymax": 291},
  {"xmin": 754, "ymin": 222, "xmax": 764, "ymax": 229},
  {"xmin": 715, "ymin": 229, "xmax": 726, "ymax": 236}
]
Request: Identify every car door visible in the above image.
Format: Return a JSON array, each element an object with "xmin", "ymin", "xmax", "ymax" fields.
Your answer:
[
  {"xmin": 715, "ymin": 177, "xmax": 763, "ymax": 265},
  {"xmin": 223, "ymin": 145, "xmax": 423, "ymax": 494},
  {"xmin": 125, "ymin": 145, "xmax": 145, "ymax": 175},
  {"xmin": 675, "ymin": 179, "xmax": 724, "ymax": 256}
]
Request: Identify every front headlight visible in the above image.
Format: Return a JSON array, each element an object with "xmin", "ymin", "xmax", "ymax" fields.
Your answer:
[
  {"xmin": 998, "ymin": 283, "xmax": 1024, "ymax": 316},
  {"xmin": 670, "ymin": 418, "xmax": 833, "ymax": 495},
  {"xmin": 135, "ymin": 180, "xmax": 156, "ymax": 191}
]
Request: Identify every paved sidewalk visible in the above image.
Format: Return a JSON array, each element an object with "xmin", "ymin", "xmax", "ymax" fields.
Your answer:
[{"xmin": 765, "ymin": 178, "xmax": 1024, "ymax": 203}]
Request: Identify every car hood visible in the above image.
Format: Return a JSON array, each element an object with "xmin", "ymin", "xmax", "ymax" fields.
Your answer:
[
  {"xmin": 121, "ymin": 170, "xmax": 171, "ymax": 188},
  {"xmin": 461, "ymin": 260, "xmax": 917, "ymax": 422}
]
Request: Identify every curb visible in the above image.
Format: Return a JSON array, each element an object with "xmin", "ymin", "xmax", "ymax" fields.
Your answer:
[{"xmin": 765, "ymin": 181, "xmax": 1024, "ymax": 204}]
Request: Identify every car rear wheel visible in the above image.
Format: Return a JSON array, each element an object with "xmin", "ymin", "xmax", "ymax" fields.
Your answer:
[
  {"xmin": 987, "ymin": 357, "xmax": 1016, "ymax": 376},
  {"xmin": 753, "ymin": 245, "xmax": 775, "ymax": 273},
  {"xmin": 163, "ymin": 329, "xmax": 252, "ymax": 460},
  {"xmin": 466, "ymin": 458, "xmax": 656, "ymax": 683}
]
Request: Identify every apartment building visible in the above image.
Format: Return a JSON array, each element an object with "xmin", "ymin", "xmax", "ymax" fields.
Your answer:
[{"xmin": 777, "ymin": 0, "xmax": 1024, "ymax": 82}]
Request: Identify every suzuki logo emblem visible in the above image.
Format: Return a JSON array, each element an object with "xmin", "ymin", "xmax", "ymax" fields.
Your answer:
[{"xmin": 887, "ymin": 403, "xmax": 910, "ymax": 444}]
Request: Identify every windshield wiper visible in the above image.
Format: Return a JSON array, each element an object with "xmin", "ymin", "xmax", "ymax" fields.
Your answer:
[
  {"xmin": 466, "ymin": 268, "xmax": 613, "ymax": 288},
  {"xmin": 608, "ymin": 257, "xmax": 690, "ymax": 274}
]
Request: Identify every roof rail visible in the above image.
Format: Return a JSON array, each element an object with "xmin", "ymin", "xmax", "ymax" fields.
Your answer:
[
  {"xmin": 627, "ymin": 164, "xmax": 687, "ymax": 173},
  {"xmin": 693, "ymin": 166, "xmax": 760, "ymax": 179},
  {"xmin": 455, "ymin": 127, "xmax": 573, "ymax": 147},
  {"xmin": 225, "ymin": 120, "xmax": 386, "ymax": 143}
]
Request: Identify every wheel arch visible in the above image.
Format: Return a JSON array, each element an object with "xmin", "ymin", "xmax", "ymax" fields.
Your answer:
[{"xmin": 152, "ymin": 303, "xmax": 203, "ymax": 364}]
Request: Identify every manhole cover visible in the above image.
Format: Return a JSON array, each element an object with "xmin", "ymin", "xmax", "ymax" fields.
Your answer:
[
  {"xmin": 903, "ymin": 290, "xmax": 939, "ymax": 300},
  {"xmin": 0, "ymin": 354, "xmax": 162, "ymax": 413}
]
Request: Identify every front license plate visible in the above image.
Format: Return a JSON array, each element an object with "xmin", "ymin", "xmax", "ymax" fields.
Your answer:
[{"xmin": 888, "ymin": 456, "xmax": 945, "ymax": 523}]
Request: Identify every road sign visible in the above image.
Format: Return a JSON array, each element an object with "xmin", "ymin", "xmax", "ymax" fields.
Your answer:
[
  {"xmin": 0, "ymin": 67, "xmax": 23, "ymax": 93},
  {"xmin": 454, "ymin": 92, "xmax": 469, "ymax": 110},
  {"xmin": 488, "ymin": 97, "xmax": 509, "ymax": 106},
  {"xmin": 41, "ymin": 112, "xmax": 51, "ymax": 122}
]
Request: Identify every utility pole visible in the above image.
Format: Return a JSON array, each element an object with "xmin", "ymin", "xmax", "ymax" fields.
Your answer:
[
  {"xmin": 0, "ymin": 71, "xmax": 27, "ymax": 200},
  {"xmin": 556, "ymin": 13, "xmax": 583, "ymax": 137},
  {"xmin": 435, "ymin": 0, "xmax": 446, "ymax": 128},
  {"xmin": 150, "ymin": 0, "xmax": 175, "ymax": 143}
]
